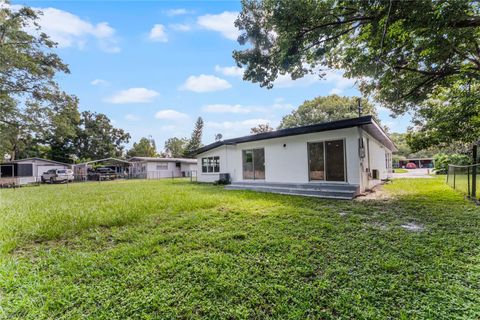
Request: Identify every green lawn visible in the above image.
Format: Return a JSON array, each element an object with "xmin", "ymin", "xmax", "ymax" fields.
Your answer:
[
  {"xmin": 393, "ymin": 168, "xmax": 409, "ymax": 173},
  {"xmin": 1, "ymin": 178, "xmax": 479, "ymax": 319}
]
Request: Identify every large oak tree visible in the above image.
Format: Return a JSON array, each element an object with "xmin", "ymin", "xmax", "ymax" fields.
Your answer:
[
  {"xmin": 0, "ymin": 4, "xmax": 73, "ymax": 159},
  {"xmin": 278, "ymin": 95, "xmax": 379, "ymax": 129},
  {"xmin": 233, "ymin": 0, "xmax": 480, "ymax": 149}
]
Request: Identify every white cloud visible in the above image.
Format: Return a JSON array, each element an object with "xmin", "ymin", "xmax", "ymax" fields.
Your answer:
[
  {"xmin": 323, "ymin": 70, "xmax": 357, "ymax": 94},
  {"xmin": 170, "ymin": 23, "xmax": 191, "ymax": 32},
  {"xmin": 329, "ymin": 88, "xmax": 342, "ymax": 95},
  {"xmin": 15, "ymin": 6, "xmax": 120, "ymax": 52},
  {"xmin": 149, "ymin": 24, "xmax": 168, "ymax": 42},
  {"xmin": 197, "ymin": 11, "xmax": 240, "ymax": 40},
  {"xmin": 274, "ymin": 73, "xmax": 319, "ymax": 88},
  {"xmin": 125, "ymin": 114, "xmax": 141, "ymax": 121},
  {"xmin": 202, "ymin": 102, "xmax": 293, "ymax": 114},
  {"xmin": 214, "ymin": 65, "xmax": 244, "ymax": 77},
  {"xmin": 105, "ymin": 88, "xmax": 159, "ymax": 104},
  {"xmin": 180, "ymin": 74, "xmax": 232, "ymax": 93},
  {"xmin": 202, "ymin": 104, "xmax": 251, "ymax": 114},
  {"xmin": 91, "ymin": 79, "xmax": 109, "ymax": 86},
  {"xmin": 206, "ymin": 118, "xmax": 274, "ymax": 130},
  {"xmin": 166, "ymin": 9, "xmax": 192, "ymax": 16},
  {"xmin": 155, "ymin": 109, "xmax": 189, "ymax": 120}
]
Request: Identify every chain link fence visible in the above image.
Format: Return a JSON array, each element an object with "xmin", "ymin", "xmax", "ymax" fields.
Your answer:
[
  {"xmin": 0, "ymin": 170, "xmax": 196, "ymax": 188},
  {"xmin": 447, "ymin": 164, "xmax": 479, "ymax": 202}
]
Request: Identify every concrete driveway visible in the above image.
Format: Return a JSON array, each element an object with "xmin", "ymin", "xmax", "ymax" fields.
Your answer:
[{"xmin": 392, "ymin": 168, "xmax": 433, "ymax": 179}]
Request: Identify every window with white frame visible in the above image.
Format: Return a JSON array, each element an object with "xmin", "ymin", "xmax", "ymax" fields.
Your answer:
[
  {"xmin": 156, "ymin": 163, "xmax": 168, "ymax": 170},
  {"xmin": 201, "ymin": 156, "xmax": 220, "ymax": 173}
]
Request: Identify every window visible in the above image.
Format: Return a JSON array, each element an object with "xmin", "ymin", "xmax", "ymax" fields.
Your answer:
[
  {"xmin": 156, "ymin": 163, "xmax": 168, "ymax": 170},
  {"xmin": 385, "ymin": 152, "xmax": 392, "ymax": 171},
  {"xmin": 201, "ymin": 156, "xmax": 220, "ymax": 173}
]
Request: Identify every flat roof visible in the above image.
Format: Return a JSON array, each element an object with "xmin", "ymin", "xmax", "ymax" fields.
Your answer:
[
  {"xmin": 76, "ymin": 158, "xmax": 132, "ymax": 166},
  {"xmin": 128, "ymin": 157, "xmax": 197, "ymax": 164},
  {"xmin": 193, "ymin": 115, "xmax": 397, "ymax": 155},
  {"xmin": 1, "ymin": 157, "xmax": 71, "ymax": 166}
]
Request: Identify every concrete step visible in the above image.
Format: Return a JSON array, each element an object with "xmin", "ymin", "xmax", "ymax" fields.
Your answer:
[
  {"xmin": 225, "ymin": 183, "xmax": 357, "ymax": 200},
  {"xmin": 229, "ymin": 181, "xmax": 358, "ymax": 192}
]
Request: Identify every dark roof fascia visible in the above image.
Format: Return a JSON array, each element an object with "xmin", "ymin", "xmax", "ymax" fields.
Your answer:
[
  {"xmin": 193, "ymin": 116, "xmax": 375, "ymax": 155},
  {"xmin": 360, "ymin": 121, "xmax": 398, "ymax": 152},
  {"xmin": 128, "ymin": 157, "xmax": 197, "ymax": 163}
]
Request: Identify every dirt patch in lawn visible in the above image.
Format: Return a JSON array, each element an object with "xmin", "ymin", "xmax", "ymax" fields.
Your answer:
[{"xmin": 355, "ymin": 184, "xmax": 393, "ymax": 201}]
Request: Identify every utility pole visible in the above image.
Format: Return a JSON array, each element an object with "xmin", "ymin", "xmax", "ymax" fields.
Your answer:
[{"xmin": 357, "ymin": 98, "xmax": 362, "ymax": 117}]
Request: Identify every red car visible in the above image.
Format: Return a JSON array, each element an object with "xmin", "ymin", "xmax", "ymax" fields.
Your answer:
[{"xmin": 405, "ymin": 162, "xmax": 417, "ymax": 169}]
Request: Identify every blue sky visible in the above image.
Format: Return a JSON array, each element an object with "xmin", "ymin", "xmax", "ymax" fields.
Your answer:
[{"xmin": 14, "ymin": 1, "xmax": 412, "ymax": 149}]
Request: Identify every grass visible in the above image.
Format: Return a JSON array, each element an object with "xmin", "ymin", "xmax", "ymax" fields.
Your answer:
[
  {"xmin": 393, "ymin": 168, "xmax": 409, "ymax": 173},
  {"xmin": 1, "ymin": 178, "xmax": 479, "ymax": 319}
]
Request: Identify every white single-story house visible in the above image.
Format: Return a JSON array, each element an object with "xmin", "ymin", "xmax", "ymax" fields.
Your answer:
[
  {"xmin": 193, "ymin": 116, "xmax": 396, "ymax": 199},
  {"xmin": 0, "ymin": 157, "xmax": 71, "ymax": 185},
  {"xmin": 128, "ymin": 157, "xmax": 197, "ymax": 179}
]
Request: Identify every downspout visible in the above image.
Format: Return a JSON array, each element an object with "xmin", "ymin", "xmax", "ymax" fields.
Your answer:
[{"xmin": 358, "ymin": 126, "xmax": 365, "ymax": 192}]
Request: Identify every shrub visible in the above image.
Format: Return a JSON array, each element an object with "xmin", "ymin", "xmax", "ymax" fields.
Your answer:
[{"xmin": 434, "ymin": 153, "xmax": 471, "ymax": 173}]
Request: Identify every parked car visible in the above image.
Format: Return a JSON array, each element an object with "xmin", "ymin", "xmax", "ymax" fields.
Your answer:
[
  {"xmin": 405, "ymin": 162, "xmax": 417, "ymax": 169},
  {"xmin": 41, "ymin": 169, "xmax": 74, "ymax": 183},
  {"xmin": 88, "ymin": 167, "xmax": 118, "ymax": 181}
]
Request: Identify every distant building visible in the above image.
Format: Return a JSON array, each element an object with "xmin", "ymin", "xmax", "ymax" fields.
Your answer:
[
  {"xmin": 0, "ymin": 158, "xmax": 71, "ymax": 185},
  {"xmin": 193, "ymin": 116, "xmax": 396, "ymax": 199},
  {"xmin": 128, "ymin": 157, "xmax": 197, "ymax": 179},
  {"xmin": 398, "ymin": 158, "xmax": 434, "ymax": 169}
]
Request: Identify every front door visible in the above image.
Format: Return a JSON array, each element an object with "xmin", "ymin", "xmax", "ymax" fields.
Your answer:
[
  {"xmin": 242, "ymin": 148, "xmax": 265, "ymax": 180},
  {"xmin": 308, "ymin": 140, "xmax": 345, "ymax": 182}
]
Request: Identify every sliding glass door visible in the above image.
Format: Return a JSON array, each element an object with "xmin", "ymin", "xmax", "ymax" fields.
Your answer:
[
  {"xmin": 325, "ymin": 140, "xmax": 345, "ymax": 181},
  {"xmin": 308, "ymin": 140, "xmax": 345, "ymax": 182},
  {"xmin": 308, "ymin": 142, "xmax": 325, "ymax": 180},
  {"xmin": 242, "ymin": 148, "xmax": 265, "ymax": 180}
]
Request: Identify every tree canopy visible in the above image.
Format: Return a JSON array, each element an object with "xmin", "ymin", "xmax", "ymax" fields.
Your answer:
[
  {"xmin": 74, "ymin": 111, "xmax": 131, "ymax": 161},
  {"xmin": 0, "ymin": 4, "xmax": 74, "ymax": 160},
  {"xmin": 127, "ymin": 137, "xmax": 158, "ymax": 158},
  {"xmin": 184, "ymin": 117, "xmax": 204, "ymax": 156},
  {"xmin": 0, "ymin": 4, "xmax": 131, "ymax": 162},
  {"xmin": 234, "ymin": 0, "xmax": 480, "ymax": 150},
  {"xmin": 407, "ymin": 82, "xmax": 480, "ymax": 152},
  {"xmin": 164, "ymin": 137, "xmax": 189, "ymax": 158},
  {"xmin": 234, "ymin": 0, "xmax": 480, "ymax": 112},
  {"xmin": 250, "ymin": 123, "xmax": 274, "ymax": 134},
  {"xmin": 279, "ymin": 95, "xmax": 378, "ymax": 129}
]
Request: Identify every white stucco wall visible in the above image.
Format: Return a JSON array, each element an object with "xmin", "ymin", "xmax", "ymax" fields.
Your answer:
[
  {"xmin": 144, "ymin": 161, "xmax": 180, "ymax": 179},
  {"xmin": 196, "ymin": 147, "xmax": 229, "ymax": 183},
  {"xmin": 197, "ymin": 127, "xmax": 364, "ymax": 187},
  {"xmin": 22, "ymin": 159, "xmax": 69, "ymax": 178},
  {"xmin": 180, "ymin": 162, "xmax": 197, "ymax": 175},
  {"xmin": 360, "ymin": 130, "xmax": 394, "ymax": 190}
]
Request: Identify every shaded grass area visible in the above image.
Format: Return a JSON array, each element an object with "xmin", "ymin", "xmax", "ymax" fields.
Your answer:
[
  {"xmin": 1, "ymin": 178, "xmax": 479, "ymax": 319},
  {"xmin": 393, "ymin": 168, "xmax": 408, "ymax": 173}
]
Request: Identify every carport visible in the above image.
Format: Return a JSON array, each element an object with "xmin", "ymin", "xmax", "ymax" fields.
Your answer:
[{"xmin": 73, "ymin": 158, "xmax": 133, "ymax": 180}]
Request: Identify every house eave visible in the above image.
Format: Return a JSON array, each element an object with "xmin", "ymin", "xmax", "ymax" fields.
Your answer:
[{"xmin": 193, "ymin": 115, "xmax": 396, "ymax": 156}]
